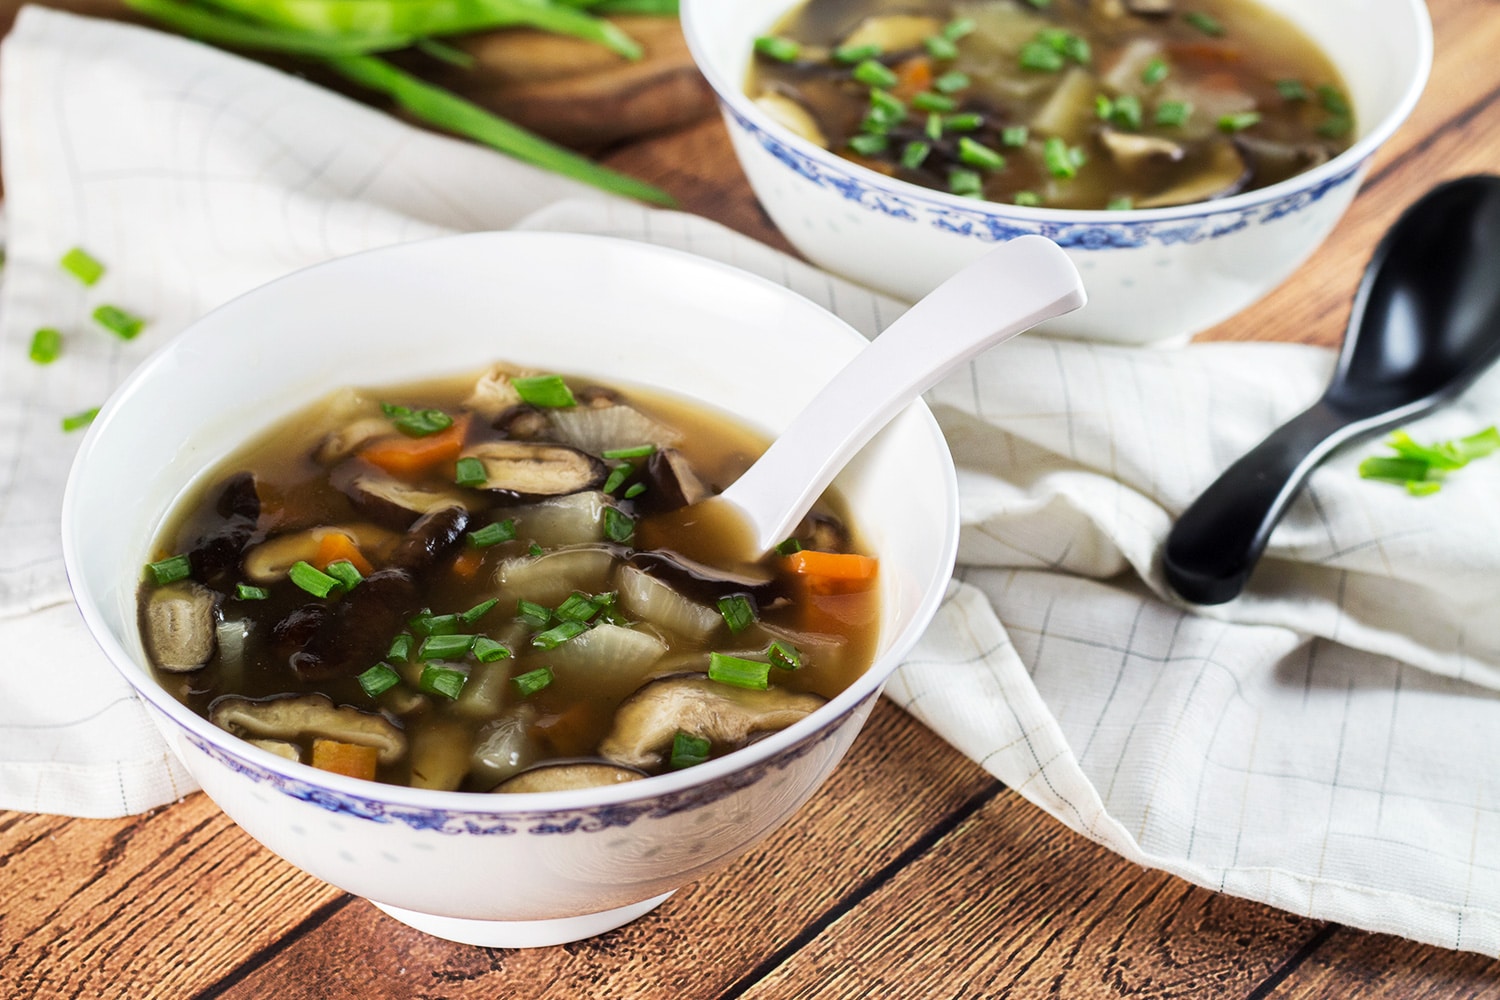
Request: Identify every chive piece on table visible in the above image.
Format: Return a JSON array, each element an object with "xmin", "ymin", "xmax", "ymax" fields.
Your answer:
[
  {"xmin": 60, "ymin": 247, "xmax": 105, "ymax": 286},
  {"xmin": 147, "ymin": 554, "xmax": 192, "ymax": 585},
  {"xmin": 420, "ymin": 663, "xmax": 468, "ymax": 699},
  {"xmin": 358, "ymin": 662, "xmax": 401, "ymax": 697},
  {"xmin": 473, "ymin": 636, "xmax": 512, "ymax": 663},
  {"xmin": 513, "ymin": 666, "xmax": 554, "ymax": 697},
  {"xmin": 325, "ymin": 559, "xmax": 363, "ymax": 590},
  {"xmin": 455, "ymin": 455, "xmax": 487, "ymax": 487},
  {"xmin": 289, "ymin": 560, "xmax": 342, "ymax": 598},
  {"xmin": 468, "ymin": 520, "xmax": 515, "ymax": 548},
  {"xmin": 708, "ymin": 652, "xmax": 771, "ymax": 691},
  {"xmin": 92, "ymin": 305, "xmax": 144, "ymax": 340},
  {"xmin": 62, "ymin": 407, "xmax": 100, "ymax": 432},
  {"xmin": 419, "ymin": 633, "xmax": 477, "ymax": 661},
  {"xmin": 512, "ymin": 374, "xmax": 577, "ymax": 408},
  {"xmin": 29, "ymin": 328, "xmax": 62, "ymax": 365},
  {"xmin": 669, "ymin": 730, "xmax": 711, "ymax": 770},
  {"xmin": 717, "ymin": 594, "xmax": 757, "ymax": 633}
]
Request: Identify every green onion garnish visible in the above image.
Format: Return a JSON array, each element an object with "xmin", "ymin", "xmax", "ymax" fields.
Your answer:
[
  {"xmin": 92, "ymin": 305, "xmax": 144, "ymax": 340},
  {"xmin": 1107, "ymin": 196, "xmax": 1135, "ymax": 211},
  {"xmin": 473, "ymin": 637, "xmax": 512, "ymax": 663},
  {"xmin": 235, "ymin": 583, "xmax": 269, "ymax": 600},
  {"xmin": 1025, "ymin": 0, "xmax": 1052, "ymax": 6},
  {"xmin": 513, "ymin": 666, "xmax": 554, "ymax": 697},
  {"xmin": 1407, "ymin": 480, "xmax": 1443, "ymax": 497},
  {"xmin": 958, "ymin": 137, "xmax": 1006, "ymax": 170},
  {"xmin": 901, "ymin": 141, "xmax": 932, "ymax": 170},
  {"xmin": 146, "ymin": 554, "xmax": 191, "ymax": 585},
  {"xmin": 388, "ymin": 633, "xmax": 414, "ymax": 661},
  {"xmin": 454, "ymin": 456, "xmax": 487, "ymax": 487},
  {"xmin": 717, "ymin": 594, "xmax": 756, "ymax": 633},
  {"xmin": 517, "ymin": 599, "xmax": 552, "ymax": 629},
  {"xmin": 912, "ymin": 91, "xmax": 956, "ymax": 113},
  {"xmin": 358, "ymin": 662, "xmax": 402, "ymax": 698},
  {"xmin": 943, "ymin": 17, "xmax": 975, "ymax": 40},
  {"xmin": 753, "ymin": 35, "xmax": 800, "ymax": 62},
  {"xmin": 1218, "ymin": 111, "xmax": 1261, "ymax": 133},
  {"xmin": 325, "ymin": 559, "xmax": 363, "ymax": 590},
  {"xmin": 1155, "ymin": 100, "xmax": 1192, "ymax": 127},
  {"xmin": 1318, "ymin": 117, "xmax": 1352, "ymax": 139},
  {"xmin": 852, "ymin": 59, "xmax": 898, "ymax": 89},
  {"xmin": 775, "ymin": 537, "xmax": 803, "ymax": 556},
  {"xmin": 924, "ymin": 113, "xmax": 943, "ymax": 141},
  {"xmin": 380, "ymin": 402, "xmax": 453, "ymax": 436},
  {"xmin": 419, "ymin": 633, "xmax": 476, "ymax": 660},
  {"xmin": 1095, "ymin": 94, "xmax": 1114, "ymax": 120},
  {"xmin": 603, "ymin": 463, "xmax": 633, "ymax": 494},
  {"xmin": 468, "ymin": 520, "xmax": 516, "ymax": 548},
  {"xmin": 29, "ymin": 328, "xmax": 62, "ymax": 364},
  {"xmin": 528, "ymin": 542, "xmax": 544, "ymax": 557},
  {"xmin": 767, "ymin": 640, "xmax": 802, "ymax": 671},
  {"xmin": 1043, "ymin": 137, "xmax": 1083, "ymax": 179},
  {"xmin": 556, "ymin": 592, "xmax": 603, "ymax": 623},
  {"xmin": 1358, "ymin": 456, "xmax": 1434, "ymax": 484},
  {"xmin": 1317, "ymin": 85, "xmax": 1351, "ymax": 117},
  {"xmin": 623, "ymin": 482, "xmax": 647, "ymax": 499},
  {"xmin": 949, "ymin": 168, "xmax": 984, "ymax": 197},
  {"xmin": 1015, "ymin": 191, "xmax": 1043, "ymax": 207},
  {"xmin": 1019, "ymin": 39, "xmax": 1063, "ymax": 72},
  {"xmin": 60, "ymin": 247, "xmax": 105, "ymax": 286},
  {"xmin": 1276, "ymin": 79, "xmax": 1309, "ymax": 101},
  {"xmin": 602, "ymin": 444, "xmax": 655, "ymax": 460},
  {"xmin": 708, "ymin": 652, "xmax": 771, "ymax": 691},
  {"xmin": 420, "ymin": 664, "xmax": 468, "ymax": 699},
  {"xmin": 943, "ymin": 112, "xmax": 983, "ymax": 132},
  {"xmin": 409, "ymin": 611, "xmax": 460, "ymax": 637},
  {"xmin": 604, "ymin": 507, "xmax": 636, "ymax": 544},
  {"xmin": 532, "ymin": 619, "xmax": 588, "ymax": 649},
  {"xmin": 1184, "ymin": 11, "xmax": 1224, "ymax": 35},
  {"xmin": 61, "ymin": 407, "xmax": 100, "ymax": 433},
  {"xmin": 1111, "ymin": 94, "xmax": 1143, "ymax": 131},
  {"xmin": 1142, "ymin": 58, "xmax": 1169, "ymax": 85},
  {"xmin": 868, "ymin": 89, "xmax": 905, "ymax": 125},
  {"xmin": 924, "ymin": 34, "xmax": 958, "ymax": 61},
  {"xmin": 512, "ymin": 374, "xmax": 577, "ymax": 408},
  {"xmin": 459, "ymin": 598, "xmax": 499, "ymax": 626},
  {"xmin": 934, "ymin": 71, "xmax": 970, "ymax": 94},
  {"xmin": 289, "ymin": 560, "xmax": 342, "ymax": 598},
  {"xmin": 669, "ymin": 730, "xmax": 711, "ymax": 770},
  {"xmin": 848, "ymin": 133, "xmax": 889, "ymax": 156},
  {"xmin": 832, "ymin": 42, "xmax": 881, "ymax": 64},
  {"xmin": 1001, "ymin": 125, "xmax": 1029, "ymax": 147}
]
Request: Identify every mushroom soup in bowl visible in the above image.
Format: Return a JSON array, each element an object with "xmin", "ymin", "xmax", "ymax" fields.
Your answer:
[{"xmin": 62, "ymin": 232, "xmax": 959, "ymax": 947}]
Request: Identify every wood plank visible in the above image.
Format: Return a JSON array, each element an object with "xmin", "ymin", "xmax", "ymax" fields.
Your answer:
[
  {"xmin": 0, "ymin": 796, "xmax": 342, "ymax": 999},
  {"xmin": 1269, "ymin": 926, "xmax": 1500, "ymax": 998},
  {"xmin": 210, "ymin": 700, "xmax": 997, "ymax": 998}
]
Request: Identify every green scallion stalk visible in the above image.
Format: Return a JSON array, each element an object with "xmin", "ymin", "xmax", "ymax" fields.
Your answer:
[
  {"xmin": 93, "ymin": 305, "xmax": 145, "ymax": 340},
  {"xmin": 468, "ymin": 520, "xmax": 516, "ymax": 548},
  {"xmin": 62, "ymin": 407, "xmax": 100, "ymax": 432},
  {"xmin": 454, "ymin": 455, "xmax": 487, "ymax": 487},
  {"xmin": 60, "ymin": 247, "xmax": 105, "ymax": 285},
  {"xmin": 413, "ymin": 36, "xmax": 476, "ymax": 69},
  {"xmin": 325, "ymin": 559, "xmax": 363, "ymax": 590},
  {"xmin": 235, "ymin": 582, "xmax": 269, "ymax": 600},
  {"xmin": 532, "ymin": 619, "xmax": 588, "ymax": 649},
  {"xmin": 513, "ymin": 666, "xmax": 554, "ymax": 696},
  {"xmin": 1357, "ymin": 456, "xmax": 1434, "ymax": 484},
  {"xmin": 958, "ymin": 137, "xmax": 1005, "ymax": 170},
  {"xmin": 409, "ymin": 610, "xmax": 460, "ymax": 637},
  {"xmin": 623, "ymin": 482, "xmax": 646, "ymax": 499},
  {"xmin": 1014, "ymin": 191, "xmax": 1043, "ymax": 207},
  {"xmin": 852, "ymin": 59, "xmax": 898, "ymax": 89},
  {"xmin": 1276, "ymin": 79, "xmax": 1309, "ymax": 101},
  {"xmin": 289, "ymin": 560, "xmax": 342, "ymax": 598},
  {"xmin": 1218, "ymin": 111, "xmax": 1261, "ymax": 133},
  {"xmin": 868, "ymin": 88, "xmax": 905, "ymax": 125},
  {"xmin": 556, "ymin": 592, "xmax": 602, "ymax": 623},
  {"xmin": 934, "ymin": 70, "xmax": 969, "ymax": 94},
  {"xmin": 832, "ymin": 42, "xmax": 881, "ymax": 64},
  {"xmin": 1455, "ymin": 426, "xmax": 1500, "ymax": 461},
  {"xmin": 943, "ymin": 17, "xmax": 975, "ymax": 40},
  {"xmin": 473, "ymin": 636, "xmax": 512, "ymax": 663},
  {"xmin": 604, "ymin": 507, "xmax": 635, "ymax": 544},
  {"xmin": 1184, "ymin": 11, "xmax": 1224, "ymax": 36},
  {"xmin": 717, "ymin": 594, "xmax": 756, "ymax": 633},
  {"xmin": 753, "ymin": 34, "xmax": 800, "ymax": 62},
  {"xmin": 912, "ymin": 91, "xmax": 956, "ymax": 113},
  {"xmin": 1407, "ymin": 480, "xmax": 1443, "ymax": 497},
  {"xmin": 603, "ymin": 463, "xmax": 633, "ymax": 494},
  {"xmin": 1019, "ymin": 39, "xmax": 1063, "ymax": 72},
  {"xmin": 420, "ymin": 663, "xmax": 468, "ymax": 699},
  {"xmin": 1001, "ymin": 125, "xmax": 1029, "ymax": 147},
  {"xmin": 589, "ymin": 0, "xmax": 677, "ymax": 15},
  {"xmin": 1317, "ymin": 85, "xmax": 1351, "ymax": 117},
  {"xmin": 669, "ymin": 730, "xmax": 711, "ymax": 769},
  {"xmin": 707, "ymin": 652, "xmax": 771, "ymax": 691},
  {"xmin": 1043, "ymin": 136, "xmax": 1081, "ymax": 178},
  {"xmin": 1095, "ymin": 94, "xmax": 1114, "ymax": 120},
  {"xmin": 949, "ymin": 167, "xmax": 983, "ymax": 197},
  {"xmin": 767, "ymin": 640, "xmax": 802, "ymax": 671},
  {"xmin": 528, "ymin": 542, "xmax": 544, "ymax": 557},
  {"xmin": 511, "ymin": 374, "xmax": 577, "ymax": 408},
  {"xmin": 1111, "ymin": 94, "xmax": 1143, "ymax": 131},
  {"xmin": 1107, "ymin": 196, "xmax": 1134, "ymax": 211},
  {"xmin": 388, "ymin": 632, "xmax": 414, "ymax": 661},
  {"xmin": 1141, "ymin": 57, "xmax": 1169, "ymax": 85},
  {"xmin": 848, "ymin": 133, "xmax": 888, "ymax": 156},
  {"xmin": 380, "ymin": 402, "xmax": 453, "ymax": 436},
  {"xmin": 774, "ymin": 537, "xmax": 803, "ymax": 556},
  {"xmin": 924, "ymin": 34, "xmax": 958, "ymax": 61},
  {"xmin": 125, "ymin": 0, "xmax": 415, "ymax": 56},
  {"xmin": 901, "ymin": 141, "xmax": 932, "ymax": 170},
  {"xmin": 358, "ymin": 662, "xmax": 401, "ymax": 697},
  {"xmin": 147, "ymin": 554, "xmax": 192, "ymax": 585},
  {"xmin": 943, "ymin": 112, "xmax": 983, "ymax": 132},
  {"xmin": 601, "ymin": 444, "xmax": 655, "ymax": 460},
  {"xmin": 29, "ymin": 328, "xmax": 62, "ymax": 365},
  {"xmin": 925, "ymin": 112, "xmax": 944, "ymax": 141},
  {"xmin": 1155, "ymin": 100, "xmax": 1192, "ymax": 127},
  {"xmin": 419, "ymin": 633, "xmax": 477, "ymax": 660},
  {"xmin": 459, "ymin": 598, "xmax": 499, "ymax": 626}
]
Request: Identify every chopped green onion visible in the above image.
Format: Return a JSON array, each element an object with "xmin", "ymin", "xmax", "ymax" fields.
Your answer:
[
  {"xmin": 848, "ymin": 133, "xmax": 889, "ymax": 156},
  {"xmin": 420, "ymin": 664, "xmax": 468, "ymax": 699},
  {"xmin": 289, "ymin": 560, "xmax": 342, "ymax": 598},
  {"xmin": 410, "ymin": 611, "xmax": 460, "ymax": 637},
  {"xmin": 528, "ymin": 542, "xmax": 544, "ymax": 557},
  {"xmin": 912, "ymin": 91, "xmax": 956, "ymax": 113},
  {"xmin": 753, "ymin": 35, "xmax": 800, "ymax": 62},
  {"xmin": 1276, "ymin": 79, "xmax": 1309, "ymax": 101},
  {"xmin": 60, "ymin": 247, "xmax": 105, "ymax": 286},
  {"xmin": 1107, "ymin": 196, "xmax": 1135, "ymax": 211},
  {"xmin": 454, "ymin": 456, "xmax": 487, "ymax": 487},
  {"xmin": 623, "ymin": 482, "xmax": 647, "ymax": 499},
  {"xmin": 1001, "ymin": 125, "xmax": 1029, "ymax": 147},
  {"xmin": 1025, "ymin": 0, "xmax": 1051, "ymax": 6},
  {"xmin": 1454, "ymin": 426, "xmax": 1500, "ymax": 461},
  {"xmin": 852, "ymin": 59, "xmax": 898, "ymax": 89},
  {"xmin": 517, "ymin": 599, "xmax": 552, "ymax": 629},
  {"xmin": 1184, "ymin": 11, "xmax": 1224, "ymax": 35},
  {"xmin": 512, "ymin": 374, "xmax": 577, "ymax": 408},
  {"xmin": 925, "ymin": 113, "xmax": 944, "ymax": 141},
  {"xmin": 324, "ymin": 559, "xmax": 363, "ymax": 590},
  {"xmin": 775, "ymin": 537, "xmax": 803, "ymax": 556},
  {"xmin": 358, "ymin": 663, "xmax": 402, "ymax": 697},
  {"xmin": 1014, "ymin": 191, "xmax": 1043, "ymax": 207},
  {"xmin": 380, "ymin": 403, "xmax": 453, "ymax": 436},
  {"xmin": 767, "ymin": 640, "xmax": 802, "ymax": 671},
  {"xmin": 901, "ymin": 141, "xmax": 932, "ymax": 170},
  {"xmin": 92, "ymin": 305, "xmax": 144, "ymax": 340},
  {"xmin": 468, "ymin": 520, "xmax": 516, "ymax": 548},
  {"xmin": 1317, "ymin": 117, "xmax": 1352, "ymax": 139},
  {"xmin": 602, "ymin": 444, "xmax": 655, "ymax": 460},
  {"xmin": 1358, "ymin": 456, "xmax": 1435, "ymax": 485},
  {"xmin": 556, "ymin": 592, "xmax": 603, "ymax": 622},
  {"xmin": 1155, "ymin": 100, "xmax": 1192, "ymax": 127},
  {"xmin": 708, "ymin": 652, "xmax": 771, "ymax": 691},
  {"xmin": 924, "ymin": 34, "xmax": 958, "ymax": 60},
  {"xmin": 1043, "ymin": 137, "xmax": 1083, "ymax": 179},
  {"xmin": 949, "ymin": 168, "xmax": 984, "ymax": 197},
  {"xmin": 459, "ymin": 598, "xmax": 499, "ymax": 626},
  {"xmin": 1218, "ymin": 111, "xmax": 1261, "ymax": 133},
  {"xmin": 958, "ymin": 137, "xmax": 1006, "ymax": 170},
  {"xmin": 1407, "ymin": 480, "xmax": 1443, "ymax": 497},
  {"xmin": 943, "ymin": 112, "xmax": 983, "ymax": 132},
  {"xmin": 604, "ymin": 507, "xmax": 635, "ymax": 544},
  {"xmin": 717, "ymin": 594, "xmax": 756, "ymax": 633},
  {"xmin": 61, "ymin": 407, "xmax": 100, "ymax": 432},
  {"xmin": 868, "ymin": 89, "xmax": 906, "ymax": 125},
  {"xmin": 1317, "ymin": 85, "xmax": 1351, "ymax": 117},
  {"xmin": 1111, "ymin": 94, "xmax": 1143, "ymax": 131},
  {"xmin": 388, "ymin": 633, "xmax": 414, "ymax": 661},
  {"xmin": 1061, "ymin": 34, "xmax": 1090, "ymax": 64},
  {"xmin": 29, "ymin": 328, "xmax": 62, "ymax": 364},
  {"xmin": 943, "ymin": 17, "xmax": 975, "ymax": 40},
  {"xmin": 1142, "ymin": 58, "xmax": 1169, "ymax": 85},
  {"xmin": 235, "ymin": 583, "xmax": 269, "ymax": 600},
  {"xmin": 419, "ymin": 633, "xmax": 477, "ymax": 660},
  {"xmin": 414, "ymin": 36, "xmax": 476, "ymax": 69},
  {"xmin": 532, "ymin": 619, "xmax": 588, "ymax": 649},
  {"xmin": 473, "ymin": 636, "xmax": 512, "ymax": 663},
  {"xmin": 1095, "ymin": 94, "xmax": 1114, "ymax": 120},
  {"xmin": 1019, "ymin": 39, "xmax": 1064, "ymax": 71},
  {"xmin": 513, "ymin": 666, "xmax": 554, "ymax": 697},
  {"xmin": 669, "ymin": 730, "xmax": 712, "ymax": 770},
  {"xmin": 934, "ymin": 70, "xmax": 970, "ymax": 93},
  {"xmin": 832, "ymin": 42, "xmax": 881, "ymax": 64},
  {"xmin": 603, "ymin": 463, "xmax": 633, "ymax": 494},
  {"xmin": 146, "ymin": 554, "xmax": 191, "ymax": 585}
]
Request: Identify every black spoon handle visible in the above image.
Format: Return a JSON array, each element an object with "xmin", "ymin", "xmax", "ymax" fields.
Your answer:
[{"xmin": 1163, "ymin": 400, "xmax": 1357, "ymax": 605}]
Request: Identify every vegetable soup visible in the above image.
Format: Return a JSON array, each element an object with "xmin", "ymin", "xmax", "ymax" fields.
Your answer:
[
  {"xmin": 747, "ymin": 0, "xmax": 1354, "ymax": 209},
  {"xmin": 140, "ymin": 364, "xmax": 879, "ymax": 793}
]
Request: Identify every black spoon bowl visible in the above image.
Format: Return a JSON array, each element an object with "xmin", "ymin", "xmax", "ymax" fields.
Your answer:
[{"xmin": 1164, "ymin": 175, "xmax": 1500, "ymax": 605}]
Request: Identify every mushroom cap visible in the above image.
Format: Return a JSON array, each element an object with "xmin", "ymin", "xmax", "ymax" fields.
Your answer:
[
  {"xmin": 209, "ymin": 693, "xmax": 407, "ymax": 765},
  {"xmin": 142, "ymin": 580, "xmax": 220, "ymax": 672},
  {"xmin": 493, "ymin": 762, "xmax": 645, "ymax": 793}
]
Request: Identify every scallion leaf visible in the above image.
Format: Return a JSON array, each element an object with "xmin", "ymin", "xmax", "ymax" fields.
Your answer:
[
  {"xmin": 556, "ymin": 592, "xmax": 603, "ymax": 623},
  {"xmin": 848, "ymin": 133, "xmax": 889, "ymax": 156},
  {"xmin": 901, "ymin": 141, "xmax": 932, "ymax": 170},
  {"xmin": 925, "ymin": 112, "xmax": 944, "ymax": 141},
  {"xmin": 717, "ymin": 594, "xmax": 756, "ymax": 633},
  {"xmin": 775, "ymin": 537, "xmax": 803, "ymax": 556},
  {"xmin": 468, "ymin": 520, "xmax": 516, "ymax": 548},
  {"xmin": 459, "ymin": 598, "xmax": 499, "ymax": 626},
  {"xmin": 358, "ymin": 663, "xmax": 401, "ymax": 697},
  {"xmin": 420, "ymin": 663, "xmax": 468, "ymax": 699},
  {"xmin": 753, "ymin": 34, "xmax": 800, "ymax": 62},
  {"xmin": 1218, "ymin": 111, "xmax": 1261, "ymax": 133},
  {"xmin": 1107, "ymin": 196, "xmax": 1134, "ymax": 211},
  {"xmin": 60, "ymin": 247, "xmax": 105, "ymax": 286},
  {"xmin": 513, "ymin": 666, "xmax": 554, "ymax": 696},
  {"xmin": 419, "ymin": 633, "xmax": 477, "ymax": 660},
  {"xmin": 949, "ymin": 167, "xmax": 984, "ymax": 197},
  {"xmin": 603, "ymin": 463, "xmax": 633, "ymax": 494},
  {"xmin": 1184, "ymin": 11, "xmax": 1224, "ymax": 35},
  {"xmin": 146, "ymin": 554, "xmax": 191, "ymax": 585},
  {"xmin": 1014, "ymin": 191, "xmax": 1043, "ymax": 207},
  {"xmin": 868, "ymin": 89, "xmax": 906, "ymax": 125},
  {"xmin": 1155, "ymin": 100, "xmax": 1192, "ymax": 127},
  {"xmin": 512, "ymin": 374, "xmax": 577, "ymax": 408},
  {"xmin": 528, "ymin": 542, "xmax": 544, "ymax": 557},
  {"xmin": 1043, "ymin": 136, "xmax": 1082, "ymax": 178},
  {"xmin": 943, "ymin": 111, "xmax": 983, "ymax": 132},
  {"xmin": 380, "ymin": 403, "xmax": 453, "ymax": 436},
  {"xmin": 455, "ymin": 455, "xmax": 487, "ymax": 487},
  {"xmin": 1276, "ymin": 78, "xmax": 1309, "ymax": 101},
  {"xmin": 388, "ymin": 633, "xmax": 414, "ymax": 661},
  {"xmin": 235, "ymin": 583, "xmax": 269, "ymax": 600},
  {"xmin": 912, "ymin": 91, "xmax": 956, "ymax": 113},
  {"xmin": 924, "ymin": 34, "xmax": 958, "ymax": 60},
  {"xmin": 410, "ymin": 611, "xmax": 460, "ymax": 637},
  {"xmin": 325, "ymin": 559, "xmax": 363, "ymax": 590},
  {"xmin": 832, "ymin": 42, "xmax": 881, "ymax": 64},
  {"xmin": 532, "ymin": 619, "xmax": 588, "ymax": 649},
  {"xmin": 473, "ymin": 636, "xmax": 512, "ymax": 663},
  {"xmin": 623, "ymin": 482, "xmax": 647, "ymax": 499},
  {"xmin": 29, "ymin": 328, "xmax": 62, "ymax": 365},
  {"xmin": 1019, "ymin": 39, "xmax": 1063, "ymax": 71},
  {"xmin": 602, "ymin": 444, "xmax": 655, "ymax": 459},
  {"xmin": 517, "ymin": 599, "xmax": 552, "ymax": 629},
  {"xmin": 289, "ymin": 560, "xmax": 342, "ymax": 598},
  {"xmin": 852, "ymin": 59, "xmax": 898, "ymax": 89},
  {"xmin": 1001, "ymin": 125, "xmax": 1029, "ymax": 147},
  {"xmin": 93, "ymin": 305, "xmax": 144, "ymax": 340},
  {"xmin": 943, "ymin": 17, "xmax": 975, "ymax": 40},
  {"xmin": 767, "ymin": 640, "xmax": 802, "ymax": 671},
  {"xmin": 707, "ymin": 652, "xmax": 771, "ymax": 691},
  {"xmin": 934, "ymin": 70, "xmax": 970, "ymax": 94},
  {"xmin": 62, "ymin": 407, "xmax": 100, "ymax": 432},
  {"xmin": 1141, "ymin": 58, "xmax": 1169, "ymax": 85},
  {"xmin": 414, "ymin": 36, "xmax": 476, "ymax": 69},
  {"xmin": 669, "ymin": 730, "xmax": 711, "ymax": 769},
  {"xmin": 604, "ymin": 507, "xmax": 636, "ymax": 544}
]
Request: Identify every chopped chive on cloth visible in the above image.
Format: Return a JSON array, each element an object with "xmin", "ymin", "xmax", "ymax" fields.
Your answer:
[{"xmin": 4, "ymin": 5, "xmax": 1500, "ymax": 956}]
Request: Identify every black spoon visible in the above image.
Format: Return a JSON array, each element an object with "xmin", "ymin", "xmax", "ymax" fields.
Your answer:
[{"xmin": 1164, "ymin": 175, "xmax": 1500, "ymax": 605}]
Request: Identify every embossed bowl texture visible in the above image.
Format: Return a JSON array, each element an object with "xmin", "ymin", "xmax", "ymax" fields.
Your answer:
[
  {"xmin": 682, "ymin": 0, "xmax": 1431, "ymax": 345},
  {"xmin": 61, "ymin": 232, "xmax": 960, "ymax": 948}
]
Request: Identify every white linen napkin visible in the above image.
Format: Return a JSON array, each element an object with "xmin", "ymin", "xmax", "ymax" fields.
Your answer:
[{"xmin": 4, "ymin": 5, "xmax": 1500, "ymax": 956}]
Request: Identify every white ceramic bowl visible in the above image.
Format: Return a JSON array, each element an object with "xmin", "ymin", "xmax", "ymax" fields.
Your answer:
[
  {"xmin": 682, "ymin": 0, "xmax": 1431, "ymax": 345},
  {"xmin": 61, "ymin": 232, "xmax": 959, "ymax": 948}
]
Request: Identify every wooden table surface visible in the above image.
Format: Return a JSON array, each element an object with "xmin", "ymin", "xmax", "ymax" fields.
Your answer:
[{"xmin": 6, "ymin": 0, "xmax": 1500, "ymax": 996}]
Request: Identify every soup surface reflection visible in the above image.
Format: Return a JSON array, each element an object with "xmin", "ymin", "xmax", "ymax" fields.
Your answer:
[{"xmin": 140, "ymin": 364, "xmax": 879, "ymax": 792}]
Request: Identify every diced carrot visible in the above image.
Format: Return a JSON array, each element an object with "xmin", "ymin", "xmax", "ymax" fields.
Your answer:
[
  {"xmin": 785, "ymin": 549, "xmax": 878, "ymax": 582},
  {"xmin": 310, "ymin": 739, "xmax": 378, "ymax": 781},
  {"xmin": 314, "ymin": 531, "xmax": 374, "ymax": 576},
  {"xmin": 359, "ymin": 415, "xmax": 469, "ymax": 477},
  {"xmin": 893, "ymin": 56, "xmax": 933, "ymax": 100},
  {"xmin": 451, "ymin": 546, "xmax": 486, "ymax": 580}
]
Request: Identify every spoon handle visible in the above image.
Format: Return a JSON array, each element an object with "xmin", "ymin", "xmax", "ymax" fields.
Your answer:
[
  {"xmin": 719, "ymin": 234, "xmax": 1085, "ymax": 554},
  {"xmin": 1163, "ymin": 400, "xmax": 1360, "ymax": 605}
]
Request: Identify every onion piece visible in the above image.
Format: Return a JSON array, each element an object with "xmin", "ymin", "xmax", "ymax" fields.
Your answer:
[
  {"xmin": 615, "ymin": 563, "xmax": 721, "ymax": 639},
  {"xmin": 497, "ymin": 544, "xmax": 616, "ymax": 607}
]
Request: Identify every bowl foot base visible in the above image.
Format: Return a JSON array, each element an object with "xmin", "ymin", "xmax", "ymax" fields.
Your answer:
[{"xmin": 370, "ymin": 891, "xmax": 675, "ymax": 948}]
